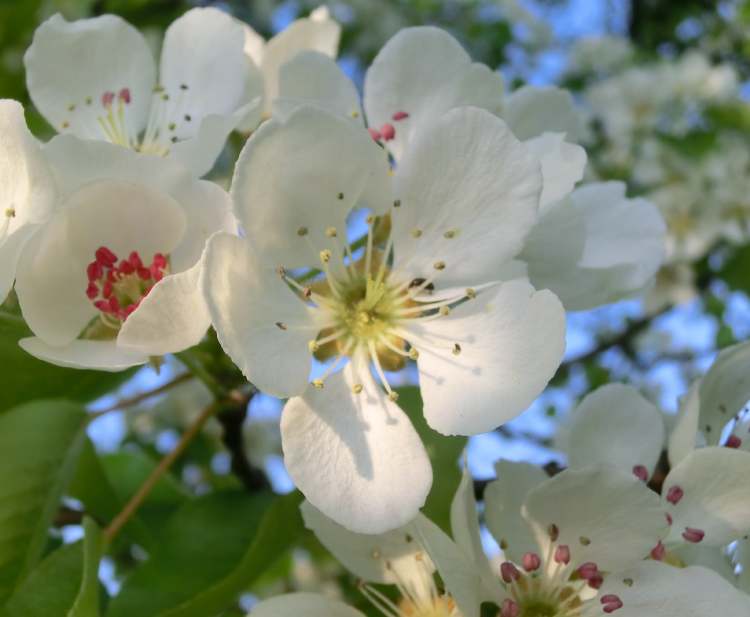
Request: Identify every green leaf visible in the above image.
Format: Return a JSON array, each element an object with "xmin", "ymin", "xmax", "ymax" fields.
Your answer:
[
  {"xmin": 4, "ymin": 518, "xmax": 102, "ymax": 617},
  {"xmin": 0, "ymin": 311, "xmax": 135, "ymax": 409},
  {"xmin": 0, "ymin": 400, "xmax": 88, "ymax": 604},
  {"xmin": 395, "ymin": 386, "xmax": 466, "ymax": 532},
  {"xmin": 156, "ymin": 491, "xmax": 304, "ymax": 617},
  {"xmin": 107, "ymin": 491, "xmax": 305, "ymax": 617},
  {"xmin": 717, "ymin": 244, "xmax": 750, "ymax": 295},
  {"xmin": 67, "ymin": 517, "xmax": 103, "ymax": 617}
]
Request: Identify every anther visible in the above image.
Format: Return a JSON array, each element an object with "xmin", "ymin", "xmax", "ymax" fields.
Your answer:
[
  {"xmin": 380, "ymin": 123, "xmax": 395, "ymax": 141},
  {"xmin": 368, "ymin": 128, "xmax": 382, "ymax": 141},
  {"xmin": 439, "ymin": 306, "xmax": 450, "ymax": 316},
  {"xmin": 554, "ymin": 544, "xmax": 571, "ymax": 565},
  {"xmin": 411, "ymin": 228, "xmax": 423, "ymax": 238},
  {"xmin": 325, "ymin": 226, "xmax": 338, "ymax": 238},
  {"xmin": 320, "ymin": 249, "xmax": 332, "ymax": 263},
  {"xmin": 275, "ymin": 322, "xmax": 288, "ymax": 330},
  {"xmin": 366, "ymin": 215, "xmax": 375, "ymax": 225},
  {"xmin": 501, "ymin": 599, "xmax": 520, "ymax": 617},
  {"xmin": 522, "ymin": 552, "xmax": 541, "ymax": 572},
  {"xmin": 452, "ymin": 343, "xmax": 461, "ymax": 356},
  {"xmin": 500, "ymin": 561, "xmax": 520, "ymax": 583},
  {"xmin": 443, "ymin": 229, "xmax": 458, "ymax": 239},
  {"xmin": 5, "ymin": 207, "xmax": 16, "ymax": 218},
  {"xmin": 577, "ymin": 562, "xmax": 598, "ymax": 580},
  {"xmin": 725, "ymin": 435, "xmax": 742, "ymax": 448},
  {"xmin": 308, "ymin": 341, "xmax": 319, "ymax": 353},
  {"xmin": 276, "ymin": 266, "xmax": 287, "ymax": 278},
  {"xmin": 312, "ymin": 379, "xmax": 324, "ymax": 389},
  {"xmin": 352, "ymin": 383, "xmax": 363, "ymax": 394},
  {"xmin": 632, "ymin": 465, "xmax": 649, "ymax": 482},
  {"xmin": 388, "ymin": 391, "xmax": 399, "ymax": 402},
  {"xmin": 466, "ymin": 287, "xmax": 477, "ymax": 299},
  {"xmin": 650, "ymin": 541, "xmax": 666, "ymax": 560},
  {"xmin": 666, "ymin": 485, "xmax": 684, "ymax": 505},
  {"xmin": 297, "ymin": 226, "xmax": 308, "ymax": 236},
  {"xmin": 666, "ymin": 513, "xmax": 673, "ymax": 525},
  {"xmin": 350, "ymin": 110, "xmax": 359, "ymax": 118},
  {"xmin": 433, "ymin": 261, "xmax": 446, "ymax": 271},
  {"xmin": 393, "ymin": 199, "xmax": 401, "ymax": 208},
  {"xmin": 118, "ymin": 88, "xmax": 131, "ymax": 104},
  {"xmin": 392, "ymin": 111, "xmax": 410, "ymax": 121},
  {"xmin": 101, "ymin": 91, "xmax": 115, "ymax": 107},
  {"xmin": 302, "ymin": 287, "xmax": 312, "ymax": 299},
  {"xmin": 337, "ymin": 192, "xmax": 344, "ymax": 200},
  {"xmin": 409, "ymin": 348, "xmax": 419, "ymax": 360},
  {"xmin": 547, "ymin": 524, "xmax": 560, "ymax": 541},
  {"xmin": 682, "ymin": 527, "xmax": 705, "ymax": 543},
  {"xmin": 579, "ymin": 536, "xmax": 591, "ymax": 546},
  {"xmin": 587, "ymin": 574, "xmax": 603, "ymax": 589},
  {"xmin": 601, "ymin": 594, "xmax": 623, "ymax": 614}
]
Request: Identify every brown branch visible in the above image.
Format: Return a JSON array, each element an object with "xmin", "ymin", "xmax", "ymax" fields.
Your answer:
[{"xmin": 92, "ymin": 372, "xmax": 193, "ymax": 416}]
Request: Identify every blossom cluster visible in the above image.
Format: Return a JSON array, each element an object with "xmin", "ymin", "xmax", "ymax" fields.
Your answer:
[{"xmin": 4, "ymin": 6, "xmax": 745, "ymax": 616}]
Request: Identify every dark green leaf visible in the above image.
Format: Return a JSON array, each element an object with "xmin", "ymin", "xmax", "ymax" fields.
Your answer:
[
  {"xmin": 68, "ymin": 517, "xmax": 103, "ymax": 617},
  {"xmin": 0, "ymin": 400, "xmax": 88, "ymax": 603}
]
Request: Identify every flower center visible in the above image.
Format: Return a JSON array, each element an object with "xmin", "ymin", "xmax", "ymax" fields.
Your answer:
[
  {"xmin": 277, "ymin": 207, "xmax": 477, "ymax": 399},
  {"xmin": 397, "ymin": 597, "xmax": 459, "ymax": 617},
  {"xmin": 83, "ymin": 245, "xmax": 168, "ymax": 335}
]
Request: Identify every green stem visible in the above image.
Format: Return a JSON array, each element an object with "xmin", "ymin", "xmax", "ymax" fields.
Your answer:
[{"xmin": 175, "ymin": 350, "xmax": 224, "ymax": 399}]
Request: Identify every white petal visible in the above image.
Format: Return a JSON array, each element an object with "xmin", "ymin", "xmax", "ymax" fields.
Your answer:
[
  {"xmin": 671, "ymin": 543, "xmax": 737, "ymax": 582},
  {"xmin": 274, "ymin": 52, "xmax": 363, "ymax": 123},
  {"xmin": 663, "ymin": 447, "xmax": 750, "ymax": 547},
  {"xmin": 565, "ymin": 384, "xmax": 665, "ymax": 476},
  {"xmin": 667, "ymin": 381, "xmax": 701, "ymax": 465},
  {"xmin": 118, "ymin": 258, "xmax": 209, "ymax": 355},
  {"xmin": 249, "ymin": 593, "xmax": 365, "ymax": 617},
  {"xmin": 503, "ymin": 86, "xmax": 582, "ymax": 141},
  {"xmin": 281, "ymin": 361, "xmax": 432, "ymax": 534},
  {"xmin": 19, "ymin": 337, "xmax": 147, "ymax": 371},
  {"xmin": 697, "ymin": 340, "xmax": 750, "ymax": 445},
  {"xmin": 15, "ymin": 179, "xmax": 185, "ymax": 346},
  {"xmin": 484, "ymin": 460, "xmax": 547, "ymax": 563},
  {"xmin": 523, "ymin": 182, "xmax": 666, "ymax": 311},
  {"xmin": 523, "ymin": 132, "xmax": 586, "ymax": 210},
  {"xmin": 411, "ymin": 280, "xmax": 565, "ymax": 436},
  {"xmin": 159, "ymin": 8, "xmax": 249, "ymax": 128},
  {"xmin": 364, "ymin": 27, "xmax": 503, "ymax": 161},
  {"xmin": 242, "ymin": 23, "xmax": 265, "ymax": 68},
  {"xmin": 24, "ymin": 14, "xmax": 155, "ymax": 139},
  {"xmin": 392, "ymin": 107, "xmax": 541, "ymax": 289},
  {"xmin": 300, "ymin": 501, "xmax": 432, "ymax": 584},
  {"xmin": 202, "ymin": 232, "xmax": 316, "ymax": 399},
  {"xmin": 231, "ymin": 106, "xmax": 390, "ymax": 269},
  {"xmin": 0, "ymin": 225, "xmax": 41, "ymax": 305},
  {"xmin": 260, "ymin": 9, "xmax": 341, "ymax": 108},
  {"xmin": 450, "ymin": 467, "xmax": 503, "ymax": 604},
  {"xmin": 42, "ymin": 135, "xmax": 235, "ymax": 271},
  {"xmin": 412, "ymin": 514, "xmax": 485, "ymax": 617},
  {"xmin": 601, "ymin": 562, "xmax": 750, "ymax": 617},
  {"xmin": 522, "ymin": 467, "xmax": 669, "ymax": 572}
]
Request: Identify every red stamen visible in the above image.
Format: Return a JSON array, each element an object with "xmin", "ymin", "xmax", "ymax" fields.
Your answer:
[
  {"xmin": 118, "ymin": 259, "xmax": 135, "ymax": 275},
  {"xmin": 666, "ymin": 486, "xmax": 684, "ymax": 505},
  {"xmin": 102, "ymin": 280, "xmax": 113, "ymax": 299},
  {"xmin": 725, "ymin": 435, "xmax": 742, "ymax": 448},
  {"xmin": 522, "ymin": 552, "xmax": 541, "ymax": 572},
  {"xmin": 666, "ymin": 513, "xmax": 673, "ymax": 525},
  {"xmin": 87, "ymin": 261, "xmax": 103, "ymax": 282},
  {"xmin": 137, "ymin": 267, "xmax": 151, "ymax": 280},
  {"xmin": 500, "ymin": 561, "xmax": 520, "ymax": 583},
  {"xmin": 119, "ymin": 88, "xmax": 131, "ymax": 104},
  {"xmin": 95, "ymin": 246, "xmax": 117, "ymax": 267},
  {"xmin": 577, "ymin": 562, "xmax": 598, "ymax": 579},
  {"xmin": 380, "ymin": 123, "xmax": 395, "ymax": 141},
  {"xmin": 632, "ymin": 465, "xmax": 649, "ymax": 482},
  {"xmin": 650, "ymin": 541, "xmax": 666, "ymax": 561},
  {"xmin": 501, "ymin": 599, "xmax": 520, "ymax": 617},
  {"xmin": 682, "ymin": 527, "xmax": 705, "ymax": 543},
  {"xmin": 86, "ymin": 282, "xmax": 98, "ymax": 299},
  {"xmin": 101, "ymin": 91, "xmax": 115, "ymax": 108},
  {"xmin": 368, "ymin": 127, "xmax": 382, "ymax": 141},
  {"xmin": 128, "ymin": 251, "xmax": 143, "ymax": 268},
  {"xmin": 392, "ymin": 111, "xmax": 409, "ymax": 121},
  {"xmin": 601, "ymin": 595, "xmax": 623, "ymax": 614},
  {"xmin": 554, "ymin": 545, "xmax": 571, "ymax": 565},
  {"xmin": 587, "ymin": 574, "xmax": 603, "ymax": 589}
]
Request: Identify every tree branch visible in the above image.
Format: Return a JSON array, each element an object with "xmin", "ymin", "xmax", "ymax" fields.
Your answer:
[{"xmin": 91, "ymin": 372, "xmax": 193, "ymax": 416}]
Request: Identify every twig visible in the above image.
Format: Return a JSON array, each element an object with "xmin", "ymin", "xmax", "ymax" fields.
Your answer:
[
  {"xmin": 91, "ymin": 372, "xmax": 193, "ymax": 416},
  {"xmin": 175, "ymin": 350, "xmax": 225, "ymax": 398},
  {"xmin": 103, "ymin": 401, "xmax": 219, "ymax": 543}
]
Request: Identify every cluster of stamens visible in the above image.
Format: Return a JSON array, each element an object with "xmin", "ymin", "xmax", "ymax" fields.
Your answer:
[
  {"xmin": 369, "ymin": 110, "xmax": 410, "ymax": 143},
  {"xmin": 661, "ymin": 484, "xmax": 705, "ymax": 545},
  {"xmin": 62, "ymin": 82, "xmax": 194, "ymax": 157},
  {"xmin": 499, "ymin": 525, "xmax": 624, "ymax": 616},
  {"xmin": 275, "ymin": 198, "xmax": 476, "ymax": 399},
  {"xmin": 85, "ymin": 246, "xmax": 168, "ymax": 325}
]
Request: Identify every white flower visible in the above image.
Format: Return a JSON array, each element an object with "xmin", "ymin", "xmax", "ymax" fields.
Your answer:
[
  {"xmin": 202, "ymin": 103, "xmax": 566, "ymax": 532},
  {"xmin": 240, "ymin": 6, "xmax": 341, "ymax": 126},
  {"xmin": 560, "ymin": 379, "xmax": 750, "ymax": 566},
  {"xmin": 0, "ymin": 99, "xmax": 56, "ymax": 303},
  {"xmin": 24, "ymin": 8, "xmax": 255, "ymax": 177},
  {"xmin": 274, "ymin": 28, "xmax": 666, "ymax": 311},
  {"xmin": 14, "ymin": 136, "xmax": 234, "ymax": 371}
]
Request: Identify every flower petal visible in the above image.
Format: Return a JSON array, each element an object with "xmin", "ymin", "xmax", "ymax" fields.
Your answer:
[
  {"xmin": 232, "ymin": 106, "xmax": 390, "ymax": 268},
  {"xmin": 523, "ymin": 132, "xmax": 586, "ymax": 210},
  {"xmin": 15, "ymin": 179, "xmax": 186, "ymax": 346},
  {"xmin": 24, "ymin": 13, "xmax": 155, "ymax": 139},
  {"xmin": 118, "ymin": 258, "xmax": 209, "ymax": 356},
  {"xmin": 260, "ymin": 7, "xmax": 341, "ymax": 109},
  {"xmin": 249, "ymin": 593, "xmax": 365, "ymax": 617},
  {"xmin": 364, "ymin": 27, "xmax": 503, "ymax": 161},
  {"xmin": 300, "ymin": 500, "xmax": 431, "ymax": 584},
  {"xmin": 410, "ymin": 280, "xmax": 565, "ymax": 436},
  {"xmin": 564, "ymin": 384, "xmax": 665, "ymax": 477},
  {"xmin": 274, "ymin": 52, "xmax": 363, "ymax": 123},
  {"xmin": 667, "ymin": 381, "xmax": 701, "ymax": 465},
  {"xmin": 19, "ymin": 337, "xmax": 147, "ymax": 371},
  {"xmin": 503, "ymin": 85, "xmax": 583, "ymax": 141},
  {"xmin": 663, "ymin": 447, "xmax": 750, "ymax": 547},
  {"xmin": 391, "ymin": 107, "xmax": 541, "ymax": 289},
  {"xmin": 601, "ymin": 562, "xmax": 750, "ymax": 617},
  {"xmin": 484, "ymin": 460, "xmax": 547, "ymax": 563},
  {"xmin": 522, "ymin": 467, "xmax": 669, "ymax": 572},
  {"xmin": 281, "ymin": 361, "xmax": 432, "ymax": 533},
  {"xmin": 202, "ymin": 232, "xmax": 316, "ymax": 399},
  {"xmin": 159, "ymin": 8, "xmax": 249, "ymax": 130}
]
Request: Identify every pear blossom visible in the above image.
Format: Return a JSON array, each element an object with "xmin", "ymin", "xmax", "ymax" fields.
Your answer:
[
  {"xmin": 0, "ymin": 99, "xmax": 56, "ymax": 304},
  {"xmin": 273, "ymin": 27, "xmax": 665, "ymax": 311},
  {"xmin": 239, "ymin": 6, "xmax": 341, "ymax": 127},
  {"xmin": 14, "ymin": 136, "xmax": 234, "ymax": 371},
  {"xmin": 203, "ymin": 102, "xmax": 566, "ymax": 532},
  {"xmin": 559, "ymin": 379, "xmax": 750, "ymax": 566},
  {"xmin": 24, "ymin": 8, "xmax": 255, "ymax": 177}
]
